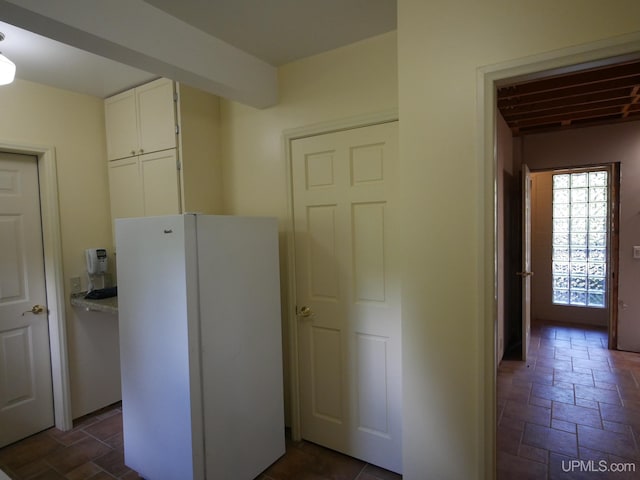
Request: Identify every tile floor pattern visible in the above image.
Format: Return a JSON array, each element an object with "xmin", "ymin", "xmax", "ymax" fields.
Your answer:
[
  {"xmin": 498, "ymin": 322, "xmax": 640, "ymax": 479},
  {"xmin": 0, "ymin": 404, "xmax": 401, "ymax": 480}
]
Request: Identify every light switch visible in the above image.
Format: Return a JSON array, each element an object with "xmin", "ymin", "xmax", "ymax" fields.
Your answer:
[{"xmin": 634, "ymin": 246, "xmax": 640, "ymax": 259}]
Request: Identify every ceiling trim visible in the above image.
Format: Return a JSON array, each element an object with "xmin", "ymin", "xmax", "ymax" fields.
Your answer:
[{"xmin": 1, "ymin": 0, "xmax": 278, "ymax": 107}]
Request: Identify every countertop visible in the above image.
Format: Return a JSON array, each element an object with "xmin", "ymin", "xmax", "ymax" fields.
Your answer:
[{"xmin": 70, "ymin": 292, "xmax": 118, "ymax": 314}]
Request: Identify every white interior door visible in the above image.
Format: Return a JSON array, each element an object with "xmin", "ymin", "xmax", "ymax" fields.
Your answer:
[
  {"xmin": 292, "ymin": 122, "xmax": 401, "ymax": 473},
  {"xmin": 520, "ymin": 164, "xmax": 533, "ymax": 361},
  {"xmin": 0, "ymin": 152, "xmax": 54, "ymax": 447}
]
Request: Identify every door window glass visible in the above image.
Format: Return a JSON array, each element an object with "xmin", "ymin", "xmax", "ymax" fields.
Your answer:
[{"xmin": 552, "ymin": 170, "xmax": 608, "ymax": 308}]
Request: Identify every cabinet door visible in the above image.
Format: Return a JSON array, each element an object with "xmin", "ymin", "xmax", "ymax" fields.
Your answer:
[
  {"xmin": 105, "ymin": 90, "xmax": 138, "ymax": 161},
  {"xmin": 137, "ymin": 78, "xmax": 177, "ymax": 155},
  {"xmin": 108, "ymin": 157, "xmax": 144, "ymax": 221},
  {"xmin": 140, "ymin": 150, "xmax": 181, "ymax": 216}
]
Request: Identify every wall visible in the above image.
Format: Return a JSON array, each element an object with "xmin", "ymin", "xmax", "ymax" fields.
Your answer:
[
  {"xmin": 524, "ymin": 122, "xmax": 640, "ymax": 348},
  {"xmin": 397, "ymin": 0, "xmax": 640, "ymax": 478},
  {"xmin": 0, "ymin": 79, "xmax": 120, "ymax": 418},
  {"xmin": 219, "ymin": 30, "xmax": 398, "ymax": 424}
]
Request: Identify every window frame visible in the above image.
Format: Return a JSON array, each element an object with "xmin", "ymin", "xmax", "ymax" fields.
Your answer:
[{"xmin": 550, "ymin": 166, "xmax": 610, "ymax": 309}]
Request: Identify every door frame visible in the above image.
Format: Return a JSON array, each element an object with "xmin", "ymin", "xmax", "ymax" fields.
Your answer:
[
  {"xmin": 527, "ymin": 165, "xmax": 620, "ymax": 334},
  {"xmin": 478, "ymin": 33, "xmax": 640, "ymax": 478},
  {"xmin": 282, "ymin": 109, "xmax": 398, "ymax": 442},
  {"xmin": 0, "ymin": 140, "xmax": 73, "ymax": 431}
]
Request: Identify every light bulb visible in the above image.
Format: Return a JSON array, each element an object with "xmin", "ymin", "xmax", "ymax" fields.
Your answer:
[{"xmin": 0, "ymin": 53, "xmax": 16, "ymax": 85}]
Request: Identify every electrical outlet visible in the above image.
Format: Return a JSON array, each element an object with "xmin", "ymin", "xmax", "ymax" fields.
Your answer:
[{"xmin": 70, "ymin": 276, "xmax": 82, "ymax": 294}]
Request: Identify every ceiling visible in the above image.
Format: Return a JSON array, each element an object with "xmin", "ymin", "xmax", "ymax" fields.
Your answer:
[
  {"xmin": 0, "ymin": 0, "xmax": 396, "ymax": 99},
  {"xmin": 0, "ymin": 20, "xmax": 157, "ymax": 98},
  {"xmin": 498, "ymin": 58, "xmax": 640, "ymax": 136},
  {"xmin": 143, "ymin": 0, "xmax": 397, "ymax": 66},
  {"xmin": 2, "ymin": 0, "xmax": 638, "ymax": 127}
]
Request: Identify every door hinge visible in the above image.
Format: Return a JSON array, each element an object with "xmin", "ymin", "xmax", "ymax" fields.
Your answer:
[
  {"xmin": 173, "ymin": 92, "xmax": 178, "ymax": 103},
  {"xmin": 175, "ymin": 124, "xmax": 180, "ymax": 135},
  {"xmin": 176, "ymin": 159, "xmax": 181, "ymax": 171}
]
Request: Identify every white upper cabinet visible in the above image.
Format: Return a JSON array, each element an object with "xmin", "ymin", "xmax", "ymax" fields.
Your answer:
[
  {"xmin": 105, "ymin": 78, "xmax": 176, "ymax": 161},
  {"xmin": 105, "ymin": 79, "xmax": 223, "ymax": 238},
  {"xmin": 108, "ymin": 150, "xmax": 180, "ymax": 223},
  {"xmin": 104, "ymin": 89, "xmax": 138, "ymax": 161},
  {"xmin": 136, "ymin": 80, "xmax": 177, "ymax": 155}
]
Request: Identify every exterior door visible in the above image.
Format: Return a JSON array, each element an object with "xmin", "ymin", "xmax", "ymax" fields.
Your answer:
[
  {"xmin": 0, "ymin": 152, "xmax": 54, "ymax": 447},
  {"xmin": 520, "ymin": 164, "xmax": 533, "ymax": 361},
  {"xmin": 292, "ymin": 122, "xmax": 401, "ymax": 473}
]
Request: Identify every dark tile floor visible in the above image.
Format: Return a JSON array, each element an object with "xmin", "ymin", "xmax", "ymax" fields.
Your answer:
[
  {"xmin": 0, "ymin": 404, "xmax": 401, "ymax": 480},
  {"xmin": 7, "ymin": 320, "xmax": 634, "ymax": 479},
  {"xmin": 498, "ymin": 321, "xmax": 640, "ymax": 479}
]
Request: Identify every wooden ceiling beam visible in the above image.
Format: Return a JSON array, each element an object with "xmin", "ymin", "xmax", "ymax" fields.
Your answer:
[
  {"xmin": 502, "ymin": 97, "xmax": 632, "ymax": 122},
  {"xmin": 498, "ymin": 76, "xmax": 640, "ymax": 107},
  {"xmin": 498, "ymin": 61, "xmax": 640, "ymax": 97},
  {"xmin": 499, "ymin": 60, "xmax": 640, "ymax": 136},
  {"xmin": 499, "ymin": 88, "xmax": 633, "ymax": 117},
  {"xmin": 507, "ymin": 105, "xmax": 625, "ymax": 129},
  {"xmin": 622, "ymin": 85, "xmax": 640, "ymax": 118}
]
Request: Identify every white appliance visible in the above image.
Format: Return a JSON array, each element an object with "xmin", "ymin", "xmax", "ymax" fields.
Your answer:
[{"xmin": 115, "ymin": 214, "xmax": 285, "ymax": 480}]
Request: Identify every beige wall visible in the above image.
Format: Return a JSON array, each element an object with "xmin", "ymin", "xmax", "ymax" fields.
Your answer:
[
  {"xmin": 5, "ymin": 3, "xmax": 640, "ymax": 476},
  {"xmin": 220, "ymin": 30, "xmax": 398, "ymax": 217},
  {"xmin": 524, "ymin": 122, "xmax": 640, "ymax": 347},
  {"xmin": 397, "ymin": 0, "xmax": 640, "ymax": 478},
  {"xmin": 0, "ymin": 79, "xmax": 120, "ymax": 418},
  {"xmin": 219, "ymin": 31, "xmax": 398, "ymax": 424}
]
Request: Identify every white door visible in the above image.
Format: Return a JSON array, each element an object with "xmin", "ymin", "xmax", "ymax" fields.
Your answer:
[
  {"xmin": 292, "ymin": 122, "xmax": 401, "ymax": 473},
  {"xmin": 0, "ymin": 152, "xmax": 54, "ymax": 447},
  {"xmin": 520, "ymin": 164, "xmax": 533, "ymax": 361}
]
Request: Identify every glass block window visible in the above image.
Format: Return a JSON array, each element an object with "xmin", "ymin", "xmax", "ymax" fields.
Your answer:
[{"xmin": 552, "ymin": 170, "xmax": 608, "ymax": 308}]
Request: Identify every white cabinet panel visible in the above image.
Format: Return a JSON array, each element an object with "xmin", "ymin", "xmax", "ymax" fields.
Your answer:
[
  {"xmin": 108, "ymin": 157, "xmax": 144, "ymax": 221},
  {"xmin": 137, "ymin": 79, "xmax": 176, "ymax": 155},
  {"xmin": 106, "ymin": 80, "xmax": 222, "ymax": 239},
  {"xmin": 140, "ymin": 150, "xmax": 180, "ymax": 216},
  {"xmin": 108, "ymin": 152, "xmax": 180, "ymax": 222},
  {"xmin": 105, "ymin": 78, "xmax": 176, "ymax": 161},
  {"xmin": 104, "ymin": 89, "xmax": 138, "ymax": 161}
]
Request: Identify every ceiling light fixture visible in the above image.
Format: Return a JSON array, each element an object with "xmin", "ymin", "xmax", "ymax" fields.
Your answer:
[{"xmin": 0, "ymin": 32, "xmax": 16, "ymax": 86}]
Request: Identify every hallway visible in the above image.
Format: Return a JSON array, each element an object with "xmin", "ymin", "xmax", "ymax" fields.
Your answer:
[{"xmin": 497, "ymin": 322, "xmax": 640, "ymax": 479}]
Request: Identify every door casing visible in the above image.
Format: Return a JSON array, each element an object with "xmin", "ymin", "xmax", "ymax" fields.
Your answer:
[
  {"xmin": 0, "ymin": 140, "xmax": 72, "ymax": 431},
  {"xmin": 479, "ymin": 32, "xmax": 640, "ymax": 479}
]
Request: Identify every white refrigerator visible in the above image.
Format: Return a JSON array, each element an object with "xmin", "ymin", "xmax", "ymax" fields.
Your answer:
[{"xmin": 115, "ymin": 214, "xmax": 285, "ymax": 480}]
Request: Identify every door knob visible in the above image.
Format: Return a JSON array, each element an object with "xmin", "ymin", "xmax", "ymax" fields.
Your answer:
[
  {"xmin": 298, "ymin": 305, "xmax": 314, "ymax": 318},
  {"xmin": 22, "ymin": 304, "xmax": 46, "ymax": 316}
]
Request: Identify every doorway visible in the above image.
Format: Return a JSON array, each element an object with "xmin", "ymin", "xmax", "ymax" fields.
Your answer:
[
  {"xmin": 0, "ymin": 152, "xmax": 54, "ymax": 447},
  {"xmin": 529, "ymin": 166, "xmax": 619, "ymax": 334},
  {"xmin": 484, "ymin": 38, "xmax": 640, "ymax": 478},
  {"xmin": 0, "ymin": 142, "xmax": 72, "ymax": 434}
]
